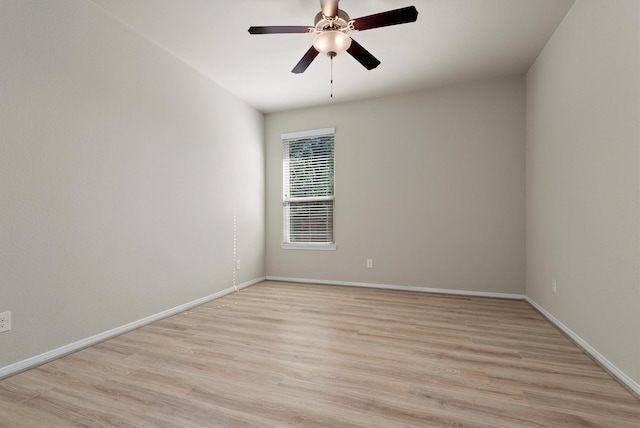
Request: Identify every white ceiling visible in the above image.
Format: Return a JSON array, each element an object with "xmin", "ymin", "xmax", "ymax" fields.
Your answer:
[{"xmin": 90, "ymin": 0, "xmax": 575, "ymax": 113}]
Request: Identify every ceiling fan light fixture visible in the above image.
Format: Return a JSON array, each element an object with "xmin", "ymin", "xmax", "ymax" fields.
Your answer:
[
  {"xmin": 249, "ymin": 3, "xmax": 419, "ymax": 73},
  {"xmin": 313, "ymin": 30, "xmax": 351, "ymax": 57}
]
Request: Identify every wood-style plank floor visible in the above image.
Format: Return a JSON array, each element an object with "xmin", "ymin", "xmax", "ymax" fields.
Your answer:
[{"xmin": 1, "ymin": 281, "xmax": 638, "ymax": 427}]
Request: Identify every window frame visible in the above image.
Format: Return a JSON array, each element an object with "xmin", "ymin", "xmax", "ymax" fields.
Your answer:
[{"xmin": 281, "ymin": 127, "xmax": 336, "ymax": 251}]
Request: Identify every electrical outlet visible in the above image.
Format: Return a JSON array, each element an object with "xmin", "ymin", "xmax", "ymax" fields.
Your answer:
[
  {"xmin": 552, "ymin": 279, "xmax": 557, "ymax": 294},
  {"xmin": 0, "ymin": 311, "xmax": 11, "ymax": 333},
  {"xmin": 235, "ymin": 260, "xmax": 241, "ymax": 270},
  {"xmin": 367, "ymin": 259, "xmax": 373, "ymax": 268}
]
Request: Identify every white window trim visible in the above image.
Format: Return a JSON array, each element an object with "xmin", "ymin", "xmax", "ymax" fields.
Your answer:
[
  {"xmin": 281, "ymin": 242, "xmax": 337, "ymax": 251},
  {"xmin": 281, "ymin": 127, "xmax": 335, "ymax": 140},
  {"xmin": 281, "ymin": 127, "xmax": 336, "ymax": 251}
]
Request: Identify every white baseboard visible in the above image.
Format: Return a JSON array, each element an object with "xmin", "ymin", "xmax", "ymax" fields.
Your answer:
[
  {"xmin": 267, "ymin": 276, "xmax": 639, "ymax": 397},
  {"xmin": 5, "ymin": 276, "xmax": 637, "ymax": 399},
  {"xmin": 265, "ymin": 276, "xmax": 526, "ymax": 300},
  {"xmin": 526, "ymin": 297, "xmax": 640, "ymax": 397},
  {"xmin": 0, "ymin": 277, "xmax": 265, "ymax": 381}
]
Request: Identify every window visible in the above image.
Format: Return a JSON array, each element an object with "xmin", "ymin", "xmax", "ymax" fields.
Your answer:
[{"xmin": 282, "ymin": 128, "xmax": 335, "ymax": 250}]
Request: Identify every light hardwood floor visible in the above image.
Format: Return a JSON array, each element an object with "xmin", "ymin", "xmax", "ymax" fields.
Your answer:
[{"xmin": 1, "ymin": 281, "xmax": 638, "ymax": 427}]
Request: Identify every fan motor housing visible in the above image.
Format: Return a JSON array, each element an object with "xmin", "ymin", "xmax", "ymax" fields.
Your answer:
[{"xmin": 314, "ymin": 10, "xmax": 351, "ymax": 32}]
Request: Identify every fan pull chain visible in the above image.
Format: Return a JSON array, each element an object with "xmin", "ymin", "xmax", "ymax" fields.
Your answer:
[{"xmin": 330, "ymin": 54, "xmax": 334, "ymax": 98}]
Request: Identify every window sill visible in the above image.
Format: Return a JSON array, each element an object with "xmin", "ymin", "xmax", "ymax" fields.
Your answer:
[{"xmin": 281, "ymin": 243, "xmax": 337, "ymax": 251}]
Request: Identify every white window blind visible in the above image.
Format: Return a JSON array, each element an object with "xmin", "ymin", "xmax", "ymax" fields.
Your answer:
[{"xmin": 282, "ymin": 128, "xmax": 335, "ymax": 248}]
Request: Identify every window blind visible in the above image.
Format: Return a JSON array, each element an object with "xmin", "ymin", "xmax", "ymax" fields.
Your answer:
[{"xmin": 282, "ymin": 129, "xmax": 335, "ymax": 245}]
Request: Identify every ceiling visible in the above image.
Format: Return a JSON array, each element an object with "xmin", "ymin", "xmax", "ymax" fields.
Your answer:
[{"xmin": 89, "ymin": 0, "xmax": 575, "ymax": 113}]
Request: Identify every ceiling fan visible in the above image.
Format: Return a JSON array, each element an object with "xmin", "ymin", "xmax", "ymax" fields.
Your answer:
[{"xmin": 248, "ymin": 0, "xmax": 418, "ymax": 74}]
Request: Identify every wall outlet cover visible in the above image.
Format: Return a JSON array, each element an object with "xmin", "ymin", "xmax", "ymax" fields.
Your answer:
[{"xmin": 0, "ymin": 311, "xmax": 11, "ymax": 333}]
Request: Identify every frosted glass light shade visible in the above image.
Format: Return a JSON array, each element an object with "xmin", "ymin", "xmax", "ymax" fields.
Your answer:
[{"xmin": 313, "ymin": 31, "xmax": 351, "ymax": 56}]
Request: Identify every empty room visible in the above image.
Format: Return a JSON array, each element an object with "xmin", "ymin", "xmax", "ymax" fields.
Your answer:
[{"xmin": 1, "ymin": 0, "xmax": 639, "ymax": 426}]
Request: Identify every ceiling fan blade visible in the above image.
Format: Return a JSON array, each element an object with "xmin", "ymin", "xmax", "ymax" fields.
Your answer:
[
  {"xmin": 350, "ymin": 6, "xmax": 418, "ymax": 31},
  {"xmin": 248, "ymin": 26, "xmax": 313, "ymax": 35},
  {"xmin": 346, "ymin": 38, "xmax": 380, "ymax": 70},
  {"xmin": 320, "ymin": 0, "xmax": 339, "ymax": 17},
  {"xmin": 292, "ymin": 46, "xmax": 320, "ymax": 74}
]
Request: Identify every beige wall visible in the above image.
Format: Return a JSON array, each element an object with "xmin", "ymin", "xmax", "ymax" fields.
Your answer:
[
  {"xmin": 526, "ymin": 0, "xmax": 639, "ymax": 385},
  {"xmin": 266, "ymin": 77, "xmax": 526, "ymax": 295},
  {"xmin": 0, "ymin": 0, "xmax": 265, "ymax": 368}
]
